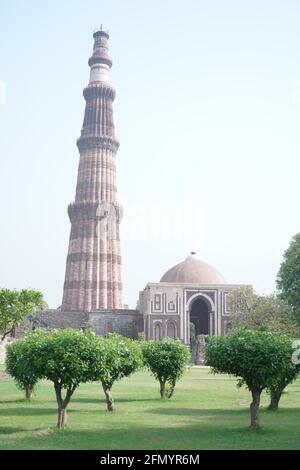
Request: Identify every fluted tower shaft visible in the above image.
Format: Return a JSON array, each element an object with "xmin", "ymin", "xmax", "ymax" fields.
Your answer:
[{"xmin": 62, "ymin": 30, "xmax": 123, "ymax": 311}]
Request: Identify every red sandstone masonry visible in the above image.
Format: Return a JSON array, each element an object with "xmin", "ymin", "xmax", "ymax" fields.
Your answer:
[{"xmin": 61, "ymin": 31, "xmax": 123, "ymax": 311}]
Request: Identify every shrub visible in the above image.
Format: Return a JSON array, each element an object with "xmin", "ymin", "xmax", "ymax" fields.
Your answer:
[
  {"xmin": 205, "ymin": 327, "xmax": 296, "ymax": 429},
  {"xmin": 142, "ymin": 338, "xmax": 190, "ymax": 399},
  {"xmin": 5, "ymin": 337, "xmax": 41, "ymax": 400},
  {"xmin": 26, "ymin": 328, "xmax": 100, "ymax": 428},
  {"xmin": 91, "ymin": 333, "xmax": 143, "ymax": 411}
]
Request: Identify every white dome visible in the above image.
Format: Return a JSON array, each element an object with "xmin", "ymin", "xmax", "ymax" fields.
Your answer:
[{"xmin": 160, "ymin": 252, "xmax": 226, "ymax": 284}]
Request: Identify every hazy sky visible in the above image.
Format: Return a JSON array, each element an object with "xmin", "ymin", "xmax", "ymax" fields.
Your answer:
[{"xmin": 1, "ymin": 0, "xmax": 300, "ymax": 308}]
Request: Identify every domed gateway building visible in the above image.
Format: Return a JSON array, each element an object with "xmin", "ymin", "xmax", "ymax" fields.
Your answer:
[{"xmin": 139, "ymin": 252, "xmax": 241, "ymax": 344}]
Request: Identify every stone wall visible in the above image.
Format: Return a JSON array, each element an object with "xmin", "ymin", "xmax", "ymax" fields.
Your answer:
[
  {"xmin": 15, "ymin": 308, "xmax": 144, "ymax": 340},
  {"xmin": 88, "ymin": 310, "xmax": 143, "ymax": 338}
]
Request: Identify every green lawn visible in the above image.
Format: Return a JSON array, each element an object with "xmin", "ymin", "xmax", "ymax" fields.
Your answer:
[{"xmin": 1, "ymin": 367, "xmax": 300, "ymax": 450}]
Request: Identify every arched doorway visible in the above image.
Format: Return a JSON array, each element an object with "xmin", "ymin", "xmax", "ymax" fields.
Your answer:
[
  {"xmin": 154, "ymin": 322, "xmax": 162, "ymax": 340},
  {"xmin": 167, "ymin": 322, "xmax": 176, "ymax": 339},
  {"xmin": 190, "ymin": 297, "xmax": 210, "ymax": 336}
]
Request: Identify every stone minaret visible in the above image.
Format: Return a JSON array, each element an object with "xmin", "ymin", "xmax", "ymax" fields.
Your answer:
[{"xmin": 61, "ymin": 29, "xmax": 123, "ymax": 311}]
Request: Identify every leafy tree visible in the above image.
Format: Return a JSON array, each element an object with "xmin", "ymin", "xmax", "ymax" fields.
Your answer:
[
  {"xmin": 27, "ymin": 328, "xmax": 100, "ymax": 429},
  {"xmin": 205, "ymin": 327, "xmax": 294, "ymax": 429},
  {"xmin": 266, "ymin": 336, "xmax": 300, "ymax": 411},
  {"xmin": 0, "ymin": 289, "xmax": 46, "ymax": 342},
  {"xmin": 226, "ymin": 286, "xmax": 300, "ymax": 336},
  {"xmin": 92, "ymin": 334, "xmax": 143, "ymax": 411},
  {"xmin": 277, "ymin": 233, "xmax": 300, "ymax": 323},
  {"xmin": 5, "ymin": 336, "xmax": 41, "ymax": 400},
  {"xmin": 142, "ymin": 338, "xmax": 190, "ymax": 399}
]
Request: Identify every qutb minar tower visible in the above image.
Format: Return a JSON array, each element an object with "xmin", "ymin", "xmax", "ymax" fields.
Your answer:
[{"xmin": 62, "ymin": 29, "xmax": 123, "ymax": 311}]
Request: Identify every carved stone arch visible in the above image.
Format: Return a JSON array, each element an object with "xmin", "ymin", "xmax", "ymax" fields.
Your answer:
[{"xmin": 186, "ymin": 292, "xmax": 215, "ymax": 312}]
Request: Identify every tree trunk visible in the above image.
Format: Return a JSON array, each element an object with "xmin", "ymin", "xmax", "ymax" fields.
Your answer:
[
  {"xmin": 167, "ymin": 381, "xmax": 176, "ymax": 399},
  {"xmin": 54, "ymin": 381, "xmax": 76, "ymax": 429},
  {"xmin": 1, "ymin": 325, "xmax": 15, "ymax": 343},
  {"xmin": 25, "ymin": 386, "xmax": 33, "ymax": 401},
  {"xmin": 268, "ymin": 387, "xmax": 284, "ymax": 411},
  {"xmin": 57, "ymin": 407, "xmax": 67, "ymax": 429},
  {"xmin": 250, "ymin": 390, "xmax": 261, "ymax": 429},
  {"xmin": 159, "ymin": 380, "xmax": 166, "ymax": 399},
  {"xmin": 102, "ymin": 384, "xmax": 114, "ymax": 411}
]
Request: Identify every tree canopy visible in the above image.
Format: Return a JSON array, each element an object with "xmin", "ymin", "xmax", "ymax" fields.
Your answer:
[
  {"xmin": 0, "ymin": 289, "xmax": 46, "ymax": 342},
  {"xmin": 277, "ymin": 233, "xmax": 300, "ymax": 324},
  {"xmin": 226, "ymin": 286, "xmax": 300, "ymax": 336}
]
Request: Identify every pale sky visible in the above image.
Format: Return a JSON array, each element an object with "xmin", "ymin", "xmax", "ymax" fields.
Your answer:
[{"xmin": 1, "ymin": 0, "xmax": 300, "ymax": 308}]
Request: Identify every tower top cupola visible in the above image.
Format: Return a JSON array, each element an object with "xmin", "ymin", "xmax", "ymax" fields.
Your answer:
[{"xmin": 88, "ymin": 27, "xmax": 112, "ymax": 84}]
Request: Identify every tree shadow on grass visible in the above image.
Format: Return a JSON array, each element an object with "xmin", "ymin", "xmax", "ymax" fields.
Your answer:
[
  {"xmin": 147, "ymin": 407, "xmax": 249, "ymax": 418},
  {"xmin": 3, "ymin": 419, "xmax": 295, "ymax": 450},
  {"xmin": 146, "ymin": 406, "xmax": 300, "ymax": 418},
  {"xmin": 260, "ymin": 406, "xmax": 300, "ymax": 415},
  {"xmin": 0, "ymin": 399, "xmax": 30, "ymax": 404},
  {"xmin": 0, "ymin": 408, "xmax": 75, "ymax": 417},
  {"xmin": 72, "ymin": 397, "xmax": 160, "ymax": 404},
  {"xmin": 0, "ymin": 426, "xmax": 41, "ymax": 435}
]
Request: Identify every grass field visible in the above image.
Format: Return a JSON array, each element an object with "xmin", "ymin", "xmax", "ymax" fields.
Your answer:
[{"xmin": 1, "ymin": 367, "xmax": 300, "ymax": 450}]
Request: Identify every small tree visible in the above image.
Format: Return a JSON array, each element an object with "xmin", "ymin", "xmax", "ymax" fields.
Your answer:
[
  {"xmin": 226, "ymin": 286, "xmax": 300, "ymax": 336},
  {"xmin": 266, "ymin": 336, "xmax": 300, "ymax": 411},
  {"xmin": 28, "ymin": 328, "xmax": 99, "ymax": 429},
  {"xmin": 0, "ymin": 289, "xmax": 46, "ymax": 342},
  {"xmin": 142, "ymin": 338, "xmax": 190, "ymax": 399},
  {"xmin": 277, "ymin": 233, "xmax": 300, "ymax": 324},
  {"xmin": 205, "ymin": 328, "xmax": 293, "ymax": 429},
  {"xmin": 93, "ymin": 334, "xmax": 143, "ymax": 411},
  {"xmin": 5, "ymin": 336, "xmax": 41, "ymax": 400}
]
